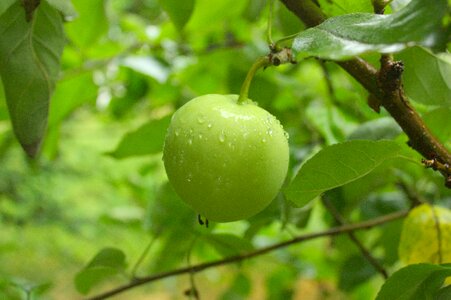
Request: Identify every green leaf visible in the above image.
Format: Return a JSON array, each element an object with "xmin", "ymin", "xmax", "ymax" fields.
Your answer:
[
  {"xmin": 0, "ymin": 0, "xmax": 15, "ymax": 16},
  {"xmin": 266, "ymin": 268, "xmax": 296, "ymax": 299},
  {"xmin": 75, "ymin": 247, "xmax": 126, "ymax": 294},
  {"xmin": 48, "ymin": 72, "xmax": 97, "ymax": 127},
  {"xmin": 120, "ymin": 56, "xmax": 169, "ymax": 83},
  {"xmin": 30, "ymin": 282, "xmax": 52, "ymax": 296},
  {"xmin": 147, "ymin": 182, "xmax": 196, "ymax": 234},
  {"xmin": 423, "ymin": 107, "xmax": 451, "ymax": 149},
  {"xmin": 85, "ymin": 247, "xmax": 127, "ymax": 269},
  {"xmin": 65, "ymin": 0, "xmax": 107, "ymax": 47},
  {"xmin": 398, "ymin": 47, "xmax": 451, "ymax": 106},
  {"xmin": 75, "ymin": 267, "xmax": 120, "ymax": 295},
  {"xmin": 338, "ymin": 255, "xmax": 377, "ymax": 291},
  {"xmin": 0, "ymin": 1, "xmax": 64, "ymax": 157},
  {"xmin": 318, "ymin": 0, "xmax": 373, "ymax": 16},
  {"xmin": 285, "ymin": 140, "xmax": 401, "ymax": 207},
  {"xmin": 108, "ymin": 115, "xmax": 171, "ymax": 159},
  {"xmin": 305, "ymin": 100, "xmax": 358, "ymax": 145},
  {"xmin": 46, "ymin": 0, "xmax": 77, "ymax": 20},
  {"xmin": 376, "ymin": 263, "xmax": 451, "ymax": 300},
  {"xmin": 221, "ymin": 273, "xmax": 251, "ymax": 300},
  {"xmin": 292, "ymin": 0, "xmax": 447, "ymax": 60},
  {"xmin": 436, "ymin": 285, "xmax": 451, "ymax": 300},
  {"xmin": 186, "ymin": 0, "xmax": 247, "ymax": 34},
  {"xmin": 348, "ymin": 117, "xmax": 402, "ymax": 141},
  {"xmin": 204, "ymin": 233, "xmax": 254, "ymax": 257},
  {"xmin": 146, "ymin": 183, "xmax": 197, "ymax": 272},
  {"xmin": 158, "ymin": 0, "xmax": 195, "ymax": 31}
]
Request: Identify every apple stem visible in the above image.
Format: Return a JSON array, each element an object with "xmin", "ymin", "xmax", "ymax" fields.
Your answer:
[{"xmin": 238, "ymin": 56, "xmax": 271, "ymax": 103}]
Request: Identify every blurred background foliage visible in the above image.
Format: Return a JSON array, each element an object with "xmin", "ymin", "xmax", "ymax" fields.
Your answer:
[{"xmin": 0, "ymin": 0, "xmax": 450, "ymax": 299}]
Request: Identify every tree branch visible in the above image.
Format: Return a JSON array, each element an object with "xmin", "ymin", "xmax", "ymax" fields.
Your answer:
[
  {"xmin": 85, "ymin": 210, "xmax": 408, "ymax": 300},
  {"xmin": 280, "ymin": 0, "xmax": 451, "ymax": 187},
  {"xmin": 322, "ymin": 197, "xmax": 388, "ymax": 279}
]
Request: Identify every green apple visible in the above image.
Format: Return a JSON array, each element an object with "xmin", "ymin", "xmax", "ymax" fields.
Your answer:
[{"xmin": 163, "ymin": 94, "xmax": 289, "ymax": 222}]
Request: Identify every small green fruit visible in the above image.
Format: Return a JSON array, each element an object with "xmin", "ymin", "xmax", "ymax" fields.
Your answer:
[{"xmin": 163, "ymin": 94, "xmax": 289, "ymax": 222}]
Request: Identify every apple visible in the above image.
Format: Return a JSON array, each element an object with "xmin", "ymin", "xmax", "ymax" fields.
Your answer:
[{"xmin": 163, "ymin": 94, "xmax": 289, "ymax": 222}]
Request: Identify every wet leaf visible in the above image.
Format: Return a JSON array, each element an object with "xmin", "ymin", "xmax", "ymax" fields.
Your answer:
[{"xmin": 292, "ymin": 0, "xmax": 447, "ymax": 60}]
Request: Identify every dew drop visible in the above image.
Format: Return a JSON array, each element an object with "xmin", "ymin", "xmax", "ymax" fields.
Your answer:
[
  {"xmin": 207, "ymin": 123, "xmax": 212, "ymax": 129},
  {"xmin": 198, "ymin": 133, "xmax": 203, "ymax": 140},
  {"xmin": 266, "ymin": 116, "xmax": 273, "ymax": 125},
  {"xmin": 261, "ymin": 138, "xmax": 267, "ymax": 143},
  {"xmin": 188, "ymin": 138, "xmax": 193, "ymax": 145},
  {"xmin": 267, "ymin": 128, "xmax": 273, "ymax": 136},
  {"xmin": 175, "ymin": 128, "xmax": 180, "ymax": 137},
  {"xmin": 219, "ymin": 131, "xmax": 226, "ymax": 143},
  {"xmin": 197, "ymin": 114, "xmax": 205, "ymax": 124},
  {"xmin": 284, "ymin": 131, "xmax": 290, "ymax": 139}
]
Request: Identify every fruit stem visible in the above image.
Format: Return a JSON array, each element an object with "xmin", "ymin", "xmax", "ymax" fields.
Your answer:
[{"xmin": 238, "ymin": 56, "xmax": 270, "ymax": 103}]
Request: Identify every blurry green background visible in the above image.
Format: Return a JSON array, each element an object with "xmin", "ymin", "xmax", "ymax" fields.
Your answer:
[{"xmin": 0, "ymin": 0, "xmax": 450, "ymax": 299}]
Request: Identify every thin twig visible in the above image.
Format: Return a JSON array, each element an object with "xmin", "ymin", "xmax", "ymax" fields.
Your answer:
[
  {"xmin": 186, "ymin": 238, "xmax": 200, "ymax": 300},
  {"xmin": 318, "ymin": 60, "xmax": 338, "ymax": 106},
  {"xmin": 130, "ymin": 235, "xmax": 159, "ymax": 279},
  {"xmin": 322, "ymin": 197, "xmax": 388, "ymax": 279},
  {"xmin": 85, "ymin": 211, "xmax": 408, "ymax": 300}
]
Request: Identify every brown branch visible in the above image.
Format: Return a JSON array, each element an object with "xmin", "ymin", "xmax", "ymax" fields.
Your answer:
[
  {"xmin": 322, "ymin": 197, "xmax": 388, "ymax": 279},
  {"xmin": 280, "ymin": 0, "xmax": 451, "ymax": 187},
  {"xmin": 85, "ymin": 211, "xmax": 408, "ymax": 300}
]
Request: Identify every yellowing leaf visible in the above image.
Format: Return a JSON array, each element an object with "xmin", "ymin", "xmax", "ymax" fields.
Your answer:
[{"xmin": 399, "ymin": 204, "xmax": 451, "ymax": 264}]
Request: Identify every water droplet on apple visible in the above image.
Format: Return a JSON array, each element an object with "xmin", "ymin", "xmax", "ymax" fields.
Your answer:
[
  {"xmin": 198, "ymin": 134, "xmax": 203, "ymax": 139},
  {"xmin": 188, "ymin": 138, "xmax": 193, "ymax": 145},
  {"xmin": 261, "ymin": 138, "xmax": 267, "ymax": 143},
  {"xmin": 197, "ymin": 114, "xmax": 205, "ymax": 124},
  {"xmin": 284, "ymin": 131, "xmax": 290, "ymax": 139},
  {"xmin": 267, "ymin": 128, "xmax": 273, "ymax": 136},
  {"xmin": 207, "ymin": 123, "xmax": 212, "ymax": 129},
  {"xmin": 219, "ymin": 131, "xmax": 226, "ymax": 143}
]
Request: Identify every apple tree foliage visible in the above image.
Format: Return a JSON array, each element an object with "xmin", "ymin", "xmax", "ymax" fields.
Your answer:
[{"xmin": 0, "ymin": 0, "xmax": 450, "ymax": 299}]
